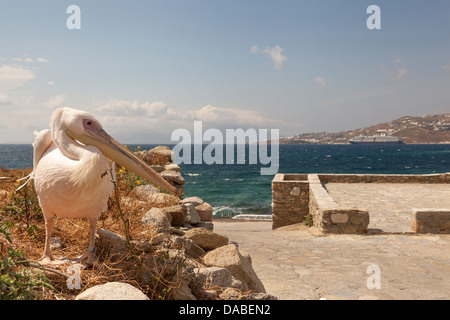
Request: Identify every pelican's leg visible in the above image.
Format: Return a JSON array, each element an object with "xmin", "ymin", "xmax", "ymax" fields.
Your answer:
[
  {"xmin": 80, "ymin": 217, "xmax": 98, "ymax": 266},
  {"xmin": 40, "ymin": 215, "xmax": 55, "ymax": 262}
]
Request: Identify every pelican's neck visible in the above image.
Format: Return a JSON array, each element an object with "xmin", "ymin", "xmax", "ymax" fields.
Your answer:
[
  {"xmin": 52, "ymin": 127, "xmax": 109, "ymax": 195},
  {"xmin": 54, "ymin": 131, "xmax": 83, "ymax": 160}
]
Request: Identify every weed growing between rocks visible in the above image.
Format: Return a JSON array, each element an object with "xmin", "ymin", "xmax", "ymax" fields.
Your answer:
[{"xmin": 0, "ymin": 164, "xmax": 189, "ymax": 300}]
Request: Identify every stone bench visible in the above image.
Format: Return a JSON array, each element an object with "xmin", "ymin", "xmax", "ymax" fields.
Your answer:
[{"xmin": 411, "ymin": 209, "xmax": 450, "ymax": 234}]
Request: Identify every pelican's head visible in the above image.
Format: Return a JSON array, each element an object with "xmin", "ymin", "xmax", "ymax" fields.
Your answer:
[{"xmin": 53, "ymin": 107, "xmax": 178, "ymax": 196}]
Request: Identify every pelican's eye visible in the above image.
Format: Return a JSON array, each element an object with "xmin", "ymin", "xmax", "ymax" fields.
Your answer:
[{"xmin": 83, "ymin": 118, "xmax": 98, "ymax": 130}]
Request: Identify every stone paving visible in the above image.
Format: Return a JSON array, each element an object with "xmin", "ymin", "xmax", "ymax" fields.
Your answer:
[
  {"xmin": 325, "ymin": 183, "xmax": 450, "ymax": 233},
  {"xmin": 214, "ymin": 220, "xmax": 450, "ymax": 300}
]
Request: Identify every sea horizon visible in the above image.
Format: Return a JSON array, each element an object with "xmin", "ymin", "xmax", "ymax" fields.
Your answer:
[{"xmin": 1, "ymin": 143, "xmax": 449, "ymax": 218}]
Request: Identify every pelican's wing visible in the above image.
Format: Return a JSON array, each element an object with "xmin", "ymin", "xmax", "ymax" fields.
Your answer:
[
  {"xmin": 32, "ymin": 129, "xmax": 53, "ymax": 170},
  {"xmin": 16, "ymin": 129, "xmax": 52, "ymax": 192}
]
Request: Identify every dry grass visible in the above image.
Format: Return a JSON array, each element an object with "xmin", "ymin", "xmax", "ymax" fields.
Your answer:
[{"xmin": 0, "ymin": 166, "xmax": 186, "ymax": 300}]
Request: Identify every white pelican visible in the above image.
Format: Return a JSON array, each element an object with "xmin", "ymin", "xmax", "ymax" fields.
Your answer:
[{"xmin": 31, "ymin": 107, "xmax": 177, "ymax": 265}]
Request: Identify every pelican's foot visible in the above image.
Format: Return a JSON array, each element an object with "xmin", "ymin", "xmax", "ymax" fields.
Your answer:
[
  {"xmin": 38, "ymin": 253, "xmax": 55, "ymax": 265},
  {"xmin": 79, "ymin": 246, "xmax": 98, "ymax": 267}
]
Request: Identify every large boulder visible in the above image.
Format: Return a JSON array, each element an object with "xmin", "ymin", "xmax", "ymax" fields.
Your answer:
[
  {"xmin": 195, "ymin": 267, "xmax": 233, "ymax": 288},
  {"xmin": 195, "ymin": 202, "xmax": 213, "ymax": 221},
  {"xmin": 183, "ymin": 228, "xmax": 228, "ymax": 251},
  {"xmin": 75, "ymin": 282, "xmax": 148, "ymax": 300},
  {"xmin": 183, "ymin": 203, "xmax": 201, "ymax": 225},
  {"xmin": 180, "ymin": 196, "xmax": 204, "ymax": 207},
  {"xmin": 162, "ymin": 205, "xmax": 187, "ymax": 226},
  {"xmin": 143, "ymin": 146, "xmax": 174, "ymax": 165},
  {"xmin": 130, "ymin": 184, "xmax": 160, "ymax": 199},
  {"xmin": 203, "ymin": 244, "xmax": 266, "ymax": 293},
  {"xmin": 141, "ymin": 208, "xmax": 171, "ymax": 230},
  {"xmin": 161, "ymin": 170, "xmax": 185, "ymax": 186},
  {"xmin": 95, "ymin": 229, "xmax": 128, "ymax": 256}
]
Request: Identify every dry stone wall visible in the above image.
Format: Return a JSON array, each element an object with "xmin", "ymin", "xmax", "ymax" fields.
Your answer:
[{"xmin": 271, "ymin": 174, "xmax": 309, "ymax": 229}]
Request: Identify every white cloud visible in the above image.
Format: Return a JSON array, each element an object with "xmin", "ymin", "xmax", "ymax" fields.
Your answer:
[
  {"xmin": 263, "ymin": 45, "xmax": 286, "ymax": 70},
  {"xmin": 48, "ymin": 81, "xmax": 55, "ymax": 85},
  {"xmin": 382, "ymin": 59, "xmax": 409, "ymax": 81},
  {"xmin": 0, "ymin": 64, "xmax": 35, "ymax": 90},
  {"xmin": 37, "ymin": 57, "xmax": 50, "ymax": 63},
  {"xmin": 394, "ymin": 68, "xmax": 408, "ymax": 81},
  {"xmin": 92, "ymin": 99, "xmax": 285, "ymax": 139},
  {"xmin": 186, "ymin": 104, "xmax": 284, "ymax": 128},
  {"xmin": 43, "ymin": 94, "xmax": 66, "ymax": 109},
  {"xmin": 443, "ymin": 63, "xmax": 450, "ymax": 71},
  {"xmin": 314, "ymin": 76, "xmax": 327, "ymax": 87},
  {"xmin": 0, "ymin": 93, "xmax": 12, "ymax": 105},
  {"xmin": 95, "ymin": 98, "xmax": 168, "ymax": 117},
  {"xmin": 251, "ymin": 44, "xmax": 287, "ymax": 70},
  {"xmin": 250, "ymin": 45, "xmax": 260, "ymax": 54}
]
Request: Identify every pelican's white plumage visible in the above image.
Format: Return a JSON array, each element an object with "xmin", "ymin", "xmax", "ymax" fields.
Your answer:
[{"xmin": 33, "ymin": 108, "xmax": 177, "ymax": 265}]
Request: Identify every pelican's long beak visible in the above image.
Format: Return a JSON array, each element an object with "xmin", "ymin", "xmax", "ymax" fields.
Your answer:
[{"xmin": 66, "ymin": 127, "xmax": 178, "ymax": 196}]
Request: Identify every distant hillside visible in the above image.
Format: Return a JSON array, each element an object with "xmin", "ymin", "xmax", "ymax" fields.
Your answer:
[{"xmin": 280, "ymin": 113, "xmax": 450, "ymax": 144}]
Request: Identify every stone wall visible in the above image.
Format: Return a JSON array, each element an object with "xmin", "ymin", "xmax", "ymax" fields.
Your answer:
[
  {"xmin": 271, "ymin": 174, "xmax": 309, "ymax": 229},
  {"xmin": 318, "ymin": 173, "xmax": 450, "ymax": 184},
  {"xmin": 308, "ymin": 174, "xmax": 369, "ymax": 234},
  {"xmin": 411, "ymin": 209, "xmax": 450, "ymax": 234},
  {"xmin": 271, "ymin": 171, "xmax": 450, "ymax": 234}
]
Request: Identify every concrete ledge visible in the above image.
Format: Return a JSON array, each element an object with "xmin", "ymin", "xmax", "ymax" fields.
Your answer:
[{"xmin": 411, "ymin": 209, "xmax": 450, "ymax": 234}]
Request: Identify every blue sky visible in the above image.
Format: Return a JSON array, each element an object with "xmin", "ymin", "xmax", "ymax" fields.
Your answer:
[{"xmin": 0, "ymin": 0, "xmax": 449, "ymax": 143}]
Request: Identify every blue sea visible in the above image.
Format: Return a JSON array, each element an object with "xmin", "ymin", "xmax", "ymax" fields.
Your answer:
[{"xmin": 1, "ymin": 144, "xmax": 449, "ymax": 217}]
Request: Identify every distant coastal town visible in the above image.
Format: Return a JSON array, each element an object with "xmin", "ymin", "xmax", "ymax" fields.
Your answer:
[{"xmin": 279, "ymin": 113, "xmax": 450, "ymax": 144}]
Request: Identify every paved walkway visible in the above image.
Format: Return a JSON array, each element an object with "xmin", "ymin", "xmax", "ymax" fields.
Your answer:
[
  {"xmin": 214, "ymin": 220, "xmax": 450, "ymax": 300},
  {"xmin": 326, "ymin": 183, "xmax": 450, "ymax": 233}
]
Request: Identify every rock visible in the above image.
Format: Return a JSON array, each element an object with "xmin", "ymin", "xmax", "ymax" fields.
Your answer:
[
  {"xmin": 142, "ymin": 193, "xmax": 180, "ymax": 207},
  {"xmin": 186, "ymin": 243, "xmax": 205, "ymax": 259},
  {"xmin": 145, "ymin": 146, "xmax": 174, "ymax": 165},
  {"xmin": 75, "ymin": 282, "xmax": 149, "ymax": 300},
  {"xmin": 195, "ymin": 202, "xmax": 213, "ymax": 221},
  {"xmin": 173, "ymin": 278, "xmax": 196, "ymax": 300},
  {"xmin": 195, "ymin": 267, "xmax": 233, "ymax": 288},
  {"xmin": 130, "ymin": 184, "xmax": 161, "ymax": 199},
  {"xmin": 162, "ymin": 205, "xmax": 187, "ymax": 226},
  {"xmin": 196, "ymin": 221, "xmax": 214, "ymax": 231},
  {"xmin": 180, "ymin": 196, "xmax": 204, "ymax": 207},
  {"xmin": 241, "ymin": 293, "xmax": 278, "ymax": 300},
  {"xmin": 141, "ymin": 208, "xmax": 171, "ymax": 230},
  {"xmin": 183, "ymin": 203, "xmax": 201, "ymax": 225},
  {"xmin": 184, "ymin": 228, "xmax": 228, "ymax": 251},
  {"xmin": 219, "ymin": 287, "xmax": 242, "ymax": 300},
  {"xmin": 164, "ymin": 163, "xmax": 180, "ymax": 172},
  {"xmin": 161, "ymin": 170, "xmax": 185, "ymax": 185},
  {"xmin": 151, "ymin": 165, "xmax": 165, "ymax": 173},
  {"xmin": 96, "ymin": 229, "xmax": 128, "ymax": 255},
  {"xmin": 203, "ymin": 244, "xmax": 266, "ymax": 293},
  {"xmin": 50, "ymin": 237, "xmax": 63, "ymax": 250}
]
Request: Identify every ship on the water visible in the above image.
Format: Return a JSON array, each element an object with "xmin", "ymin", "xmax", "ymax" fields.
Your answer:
[{"xmin": 349, "ymin": 130, "xmax": 404, "ymax": 145}]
